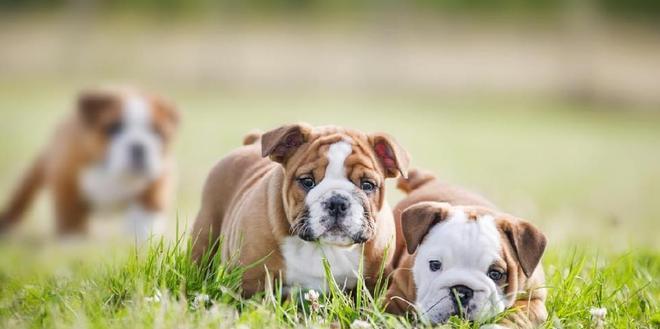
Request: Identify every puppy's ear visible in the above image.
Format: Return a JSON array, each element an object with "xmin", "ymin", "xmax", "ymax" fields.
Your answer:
[
  {"xmin": 77, "ymin": 89, "xmax": 118, "ymax": 125},
  {"xmin": 261, "ymin": 123, "xmax": 312, "ymax": 163},
  {"xmin": 153, "ymin": 95, "xmax": 180, "ymax": 128},
  {"xmin": 369, "ymin": 133, "xmax": 410, "ymax": 178},
  {"xmin": 498, "ymin": 217, "xmax": 547, "ymax": 278},
  {"xmin": 150, "ymin": 95, "xmax": 180, "ymax": 140},
  {"xmin": 401, "ymin": 202, "xmax": 451, "ymax": 254}
]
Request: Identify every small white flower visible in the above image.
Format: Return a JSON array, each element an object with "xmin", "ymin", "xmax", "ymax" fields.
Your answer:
[
  {"xmin": 590, "ymin": 307, "xmax": 607, "ymax": 318},
  {"xmin": 350, "ymin": 319, "xmax": 372, "ymax": 329},
  {"xmin": 192, "ymin": 293, "xmax": 210, "ymax": 309},
  {"xmin": 304, "ymin": 289, "xmax": 321, "ymax": 313},
  {"xmin": 304, "ymin": 289, "xmax": 320, "ymax": 302},
  {"xmin": 590, "ymin": 307, "xmax": 607, "ymax": 329},
  {"xmin": 145, "ymin": 290, "xmax": 162, "ymax": 303}
]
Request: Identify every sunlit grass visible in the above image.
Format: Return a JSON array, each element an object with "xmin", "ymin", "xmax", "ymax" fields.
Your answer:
[{"xmin": 0, "ymin": 236, "xmax": 657, "ymax": 328}]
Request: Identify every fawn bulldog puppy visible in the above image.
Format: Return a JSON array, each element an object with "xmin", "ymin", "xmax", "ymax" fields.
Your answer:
[
  {"xmin": 386, "ymin": 169, "xmax": 548, "ymax": 328},
  {"xmin": 191, "ymin": 123, "xmax": 409, "ymax": 297},
  {"xmin": 0, "ymin": 87, "xmax": 179, "ymax": 239}
]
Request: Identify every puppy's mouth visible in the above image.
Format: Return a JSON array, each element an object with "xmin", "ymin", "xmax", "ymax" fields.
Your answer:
[
  {"xmin": 294, "ymin": 222, "xmax": 362, "ymax": 247},
  {"xmin": 290, "ymin": 207, "xmax": 372, "ymax": 246},
  {"xmin": 423, "ymin": 292, "xmax": 490, "ymax": 324},
  {"xmin": 117, "ymin": 166, "xmax": 155, "ymax": 181},
  {"xmin": 425, "ymin": 306, "xmax": 473, "ymax": 325},
  {"xmin": 318, "ymin": 225, "xmax": 363, "ymax": 247}
]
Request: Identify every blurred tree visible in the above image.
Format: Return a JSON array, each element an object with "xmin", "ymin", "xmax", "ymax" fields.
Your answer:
[{"xmin": 0, "ymin": 0, "xmax": 658, "ymax": 22}]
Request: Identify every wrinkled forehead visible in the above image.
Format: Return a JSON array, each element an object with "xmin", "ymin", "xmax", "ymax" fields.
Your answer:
[
  {"xmin": 292, "ymin": 131, "xmax": 379, "ymax": 177},
  {"xmin": 93, "ymin": 91, "xmax": 157, "ymax": 124},
  {"xmin": 419, "ymin": 209, "xmax": 503, "ymax": 269},
  {"xmin": 121, "ymin": 94, "xmax": 155, "ymax": 126}
]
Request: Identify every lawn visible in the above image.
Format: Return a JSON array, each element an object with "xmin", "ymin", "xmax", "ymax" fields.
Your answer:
[{"xmin": 0, "ymin": 82, "xmax": 659, "ymax": 328}]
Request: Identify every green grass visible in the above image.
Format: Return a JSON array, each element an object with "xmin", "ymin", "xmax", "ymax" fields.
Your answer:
[
  {"xmin": 0, "ymin": 238, "xmax": 657, "ymax": 328},
  {"xmin": 0, "ymin": 82, "xmax": 659, "ymax": 328}
]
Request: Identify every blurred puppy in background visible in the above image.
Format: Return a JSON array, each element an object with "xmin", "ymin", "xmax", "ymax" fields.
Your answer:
[
  {"xmin": 0, "ymin": 87, "xmax": 179, "ymax": 240},
  {"xmin": 386, "ymin": 169, "xmax": 547, "ymax": 328}
]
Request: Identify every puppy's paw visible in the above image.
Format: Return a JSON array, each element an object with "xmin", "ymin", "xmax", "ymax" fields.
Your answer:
[{"xmin": 125, "ymin": 205, "xmax": 165, "ymax": 243}]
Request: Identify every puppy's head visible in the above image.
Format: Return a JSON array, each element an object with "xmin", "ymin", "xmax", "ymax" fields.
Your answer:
[
  {"xmin": 401, "ymin": 202, "xmax": 546, "ymax": 324},
  {"xmin": 77, "ymin": 87, "xmax": 179, "ymax": 180},
  {"xmin": 262, "ymin": 123, "xmax": 409, "ymax": 247}
]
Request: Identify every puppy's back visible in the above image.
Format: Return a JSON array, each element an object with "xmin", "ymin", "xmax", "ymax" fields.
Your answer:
[{"xmin": 191, "ymin": 139, "xmax": 275, "ymax": 261}]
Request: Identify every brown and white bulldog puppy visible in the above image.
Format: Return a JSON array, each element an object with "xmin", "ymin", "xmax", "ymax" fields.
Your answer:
[
  {"xmin": 386, "ymin": 169, "xmax": 547, "ymax": 328},
  {"xmin": 0, "ymin": 87, "xmax": 179, "ymax": 239},
  {"xmin": 191, "ymin": 123, "xmax": 409, "ymax": 297}
]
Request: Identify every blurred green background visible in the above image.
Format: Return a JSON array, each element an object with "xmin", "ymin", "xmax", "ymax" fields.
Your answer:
[{"xmin": 0, "ymin": 0, "xmax": 659, "ymax": 251}]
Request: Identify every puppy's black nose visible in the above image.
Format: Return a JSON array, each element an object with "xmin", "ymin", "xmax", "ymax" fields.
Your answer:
[
  {"xmin": 450, "ymin": 285, "xmax": 474, "ymax": 308},
  {"xmin": 130, "ymin": 143, "xmax": 145, "ymax": 168},
  {"xmin": 326, "ymin": 195, "xmax": 349, "ymax": 218}
]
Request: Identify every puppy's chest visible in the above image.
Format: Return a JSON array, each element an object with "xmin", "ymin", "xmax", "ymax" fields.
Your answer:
[
  {"xmin": 78, "ymin": 165, "xmax": 151, "ymax": 209},
  {"xmin": 280, "ymin": 237, "xmax": 361, "ymax": 292}
]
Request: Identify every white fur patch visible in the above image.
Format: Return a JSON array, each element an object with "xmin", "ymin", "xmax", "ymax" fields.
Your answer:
[
  {"xmin": 79, "ymin": 164, "xmax": 150, "ymax": 209},
  {"xmin": 281, "ymin": 237, "xmax": 361, "ymax": 292},
  {"xmin": 125, "ymin": 204, "xmax": 165, "ymax": 242},
  {"xmin": 124, "ymin": 97, "xmax": 150, "ymax": 123},
  {"xmin": 412, "ymin": 209, "xmax": 506, "ymax": 323},
  {"xmin": 305, "ymin": 141, "xmax": 354, "ymax": 203},
  {"xmin": 105, "ymin": 95, "xmax": 164, "ymax": 181},
  {"xmin": 303, "ymin": 141, "xmax": 366, "ymax": 245}
]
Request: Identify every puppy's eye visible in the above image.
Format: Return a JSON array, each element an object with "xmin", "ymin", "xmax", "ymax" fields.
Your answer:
[
  {"xmin": 487, "ymin": 269, "xmax": 506, "ymax": 281},
  {"xmin": 429, "ymin": 260, "xmax": 442, "ymax": 272},
  {"xmin": 105, "ymin": 121, "xmax": 123, "ymax": 136},
  {"xmin": 298, "ymin": 177, "xmax": 315, "ymax": 191},
  {"xmin": 360, "ymin": 180, "xmax": 376, "ymax": 192}
]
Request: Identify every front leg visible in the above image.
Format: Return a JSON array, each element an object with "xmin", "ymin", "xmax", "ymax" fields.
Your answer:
[
  {"xmin": 128, "ymin": 177, "xmax": 169, "ymax": 242},
  {"xmin": 125, "ymin": 204, "xmax": 164, "ymax": 242},
  {"xmin": 384, "ymin": 268, "xmax": 416, "ymax": 315},
  {"xmin": 53, "ymin": 175, "xmax": 90, "ymax": 236}
]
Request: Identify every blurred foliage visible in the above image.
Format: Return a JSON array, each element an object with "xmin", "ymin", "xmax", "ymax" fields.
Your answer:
[
  {"xmin": 599, "ymin": 0, "xmax": 660, "ymax": 20},
  {"xmin": 0, "ymin": 0, "xmax": 659, "ymax": 21}
]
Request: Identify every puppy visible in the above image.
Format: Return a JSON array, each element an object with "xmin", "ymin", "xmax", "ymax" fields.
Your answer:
[
  {"xmin": 386, "ymin": 169, "xmax": 547, "ymax": 328},
  {"xmin": 0, "ymin": 87, "xmax": 179, "ymax": 239},
  {"xmin": 191, "ymin": 123, "xmax": 409, "ymax": 297}
]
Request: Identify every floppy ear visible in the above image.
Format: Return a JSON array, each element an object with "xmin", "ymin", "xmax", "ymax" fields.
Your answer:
[
  {"xmin": 369, "ymin": 133, "xmax": 410, "ymax": 179},
  {"xmin": 401, "ymin": 202, "xmax": 451, "ymax": 254},
  {"xmin": 78, "ymin": 89, "xmax": 118, "ymax": 125},
  {"xmin": 150, "ymin": 95, "xmax": 180, "ymax": 138},
  {"xmin": 498, "ymin": 218, "xmax": 547, "ymax": 278},
  {"xmin": 153, "ymin": 96, "xmax": 180, "ymax": 128},
  {"xmin": 261, "ymin": 123, "xmax": 312, "ymax": 163}
]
